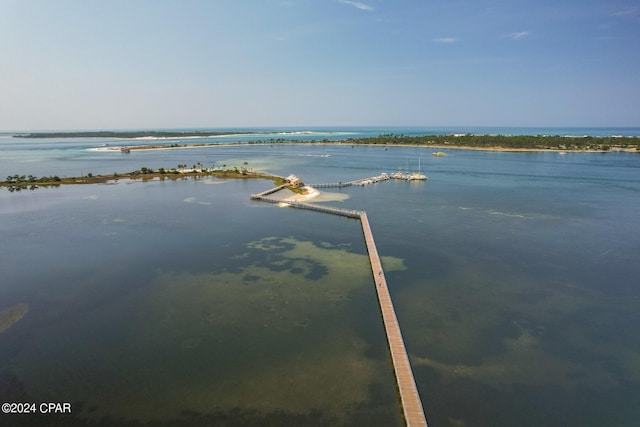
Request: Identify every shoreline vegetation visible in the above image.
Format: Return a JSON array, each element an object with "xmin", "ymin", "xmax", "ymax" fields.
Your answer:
[
  {"xmin": 350, "ymin": 133, "xmax": 639, "ymax": 151},
  {"xmin": 15, "ymin": 131, "xmax": 638, "ymax": 152},
  {"xmin": 4, "ymin": 132, "xmax": 637, "ymax": 191},
  {"xmin": 1, "ymin": 167, "xmax": 288, "ymax": 192}
]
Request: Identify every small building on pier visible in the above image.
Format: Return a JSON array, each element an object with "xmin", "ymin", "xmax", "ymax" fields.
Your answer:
[{"xmin": 286, "ymin": 174, "xmax": 304, "ymax": 187}]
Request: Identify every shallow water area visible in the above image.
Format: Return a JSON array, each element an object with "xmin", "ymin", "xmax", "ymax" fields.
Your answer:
[
  {"xmin": 0, "ymin": 178, "xmax": 403, "ymax": 426},
  {"xmin": 2, "ymin": 131, "xmax": 640, "ymax": 426}
]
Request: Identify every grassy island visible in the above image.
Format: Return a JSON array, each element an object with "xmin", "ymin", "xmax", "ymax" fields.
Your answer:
[{"xmin": 1, "ymin": 166, "xmax": 283, "ymax": 192}]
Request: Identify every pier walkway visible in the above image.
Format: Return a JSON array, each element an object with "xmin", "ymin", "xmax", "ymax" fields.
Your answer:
[
  {"xmin": 252, "ymin": 184, "xmax": 288, "ymax": 198},
  {"xmin": 309, "ymin": 181, "xmax": 354, "ymax": 188},
  {"xmin": 250, "ymin": 195, "xmax": 362, "ymax": 219},
  {"xmin": 360, "ymin": 212, "xmax": 428, "ymax": 427},
  {"xmin": 309, "ymin": 171, "xmax": 426, "ymax": 189},
  {"xmin": 250, "ymin": 180, "xmax": 428, "ymax": 427},
  {"xmin": 309, "ymin": 173, "xmax": 389, "ymax": 188}
]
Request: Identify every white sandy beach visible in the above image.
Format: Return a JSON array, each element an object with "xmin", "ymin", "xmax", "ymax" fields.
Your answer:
[
  {"xmin": 87, "ymin": 145, "xmax": 198, "ymax": 152},
  {"xmin": 281, "ymin": 186, "xmax": 321, "ymax": 202}
]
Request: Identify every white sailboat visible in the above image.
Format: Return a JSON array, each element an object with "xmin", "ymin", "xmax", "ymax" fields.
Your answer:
[{"xmin": 409, "ymin": 157, "xmax": 427, "ymax": 180}]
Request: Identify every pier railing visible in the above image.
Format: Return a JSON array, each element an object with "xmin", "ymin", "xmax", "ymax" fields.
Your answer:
[
  {"xmin": 251, "ymin": 184, "xmax": 288, "ymax": 198},
  {"xmin": 309, "ymin": 172, "xmax": 427, "ymax": 189},
  {"xmin": 308, "ymin": 182, "xmax": 354, "ymax": 188},
  {"xmin": 251, "ymin": 195, "xmax": 362, "ymax": 219}
]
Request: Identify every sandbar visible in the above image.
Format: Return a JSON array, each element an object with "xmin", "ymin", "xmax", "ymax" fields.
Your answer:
[{"xmin": 282, "ymin": 186, "xmax": 321, "ymax": 202}]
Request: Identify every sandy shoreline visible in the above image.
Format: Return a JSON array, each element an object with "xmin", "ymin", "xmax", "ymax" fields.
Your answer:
[
  {"xmin": 281, "ymin": 186, "xmax": 321, "ymax": 202},
  {"xmin": 87, "ymin": 141, "xmax": 637, "ymax": 154}
]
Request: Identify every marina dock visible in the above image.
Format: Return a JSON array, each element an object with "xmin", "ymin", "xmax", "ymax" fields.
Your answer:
[
  {"xmin": 309, "ymin": 171, "xmax": 426, "ymax": 188},
  {"xmin": 251, "ymin": 176, "xmax": 429, "ymax": 426}
]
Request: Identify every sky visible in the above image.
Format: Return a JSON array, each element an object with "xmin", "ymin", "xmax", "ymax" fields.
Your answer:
[{"xmin": 1, "ymin": 0, "xmax": 639, "ymax": 130}]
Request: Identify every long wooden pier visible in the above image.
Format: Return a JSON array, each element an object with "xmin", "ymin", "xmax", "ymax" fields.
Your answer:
[
  {"xmin": 251, "ymin": 195, "xmax": 362, "ymax": 219},
  {"xmin": 309, "ymin": 173, "xmax": 389, "ymax": 188},
  {"xmin": 250, "ymin": 180, "xmax": 429, "ymax": 426},
  {"xmin": 360, "ymin": 212, "xmax": 428, "ymax": 427},
  {"xmin": 252, "ymin": 184, "xmax": 288, "ymax": 198},
  {"xmin": 309, "ymin": 171, "xmax": 426, "ymax": 189}
]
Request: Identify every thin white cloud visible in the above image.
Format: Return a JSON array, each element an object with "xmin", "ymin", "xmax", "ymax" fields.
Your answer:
[
  {"xmin": 612, "ymin": 6, "xmax": 640, "ymax": 23},
  {"xmin": 432, "ymin": 37, "xmax": 458, "ymax": 43},
  {"xmin": 507, "ymin": 31, "xmax": 530, "ymax": 40},
  {"xmin": 612, "ymin": 6, "xmax": 639, "ymax": 17},
  {"xmin": 339, "ymin": 0, "xmax": 374, "ymax": 11}
]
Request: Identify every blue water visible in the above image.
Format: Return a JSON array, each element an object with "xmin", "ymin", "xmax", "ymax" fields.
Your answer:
[
  {"xmin": 1, "ymin": 129, "xmax": 640, "ymax": 426},
  {"xmin": 2, "ymin": 126, "xmax": 639, "ymax": 179}
]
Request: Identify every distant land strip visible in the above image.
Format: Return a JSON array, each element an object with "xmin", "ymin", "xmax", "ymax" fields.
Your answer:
[
  {"xmin": 13, "ymin": 130, "xmax": 260, "ymax": 139},
  {"xmin": 99, "ymin": 134, "xmax": 639, "ymax": 152},
  {"xmin": 345, "ymin": 133, "xmax": 639, "ymax": 151},
  {"xmin": 11, "ymin": 131, "xmax": 640, "ymax": 151}
]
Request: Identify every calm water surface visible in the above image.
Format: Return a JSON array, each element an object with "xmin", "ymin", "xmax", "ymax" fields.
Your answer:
[{"xmin": 1, "ymin": 136, "xmax": 639, "ymax": 426}]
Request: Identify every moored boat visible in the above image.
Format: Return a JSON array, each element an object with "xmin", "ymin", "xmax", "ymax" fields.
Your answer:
[{"xmin": 409, "ymin": 157, "xmax": 427, "ymax": 180}]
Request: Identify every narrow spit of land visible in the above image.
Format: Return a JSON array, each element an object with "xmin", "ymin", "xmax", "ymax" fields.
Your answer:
[
  {"xmin": 251, "ymin": 177, "xmax": 429, "ymax": 427},
  {"xmin": 13, "ymin": 130, "xmax": 640, "ymax": 152},
  {"xmin": 1, "ymin": 168, "xmax": 285, "ymax": 192},
  {"xmin": 13, "ymin": 130, "xmax": 262, "ymax": 139}
]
